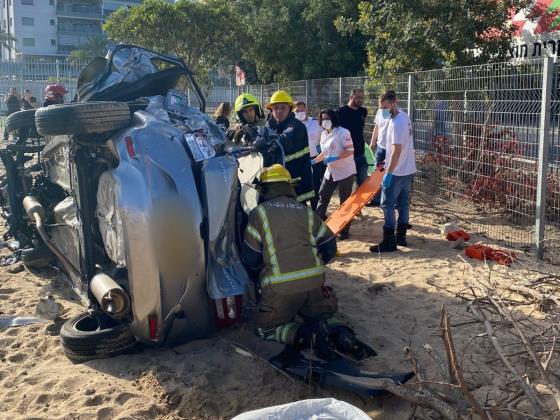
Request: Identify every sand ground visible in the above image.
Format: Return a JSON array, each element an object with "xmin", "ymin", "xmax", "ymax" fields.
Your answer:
[{"xmin": 0, "ymin": 203, "xmax": 558, "ymax": 419}]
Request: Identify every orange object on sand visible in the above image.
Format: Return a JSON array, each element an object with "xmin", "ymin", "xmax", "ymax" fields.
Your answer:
[
  {"xmin": 446, "ymin": 230, "xmax": 470, "ymax": 241},
  {"xmin": 465, "ymin": 244, "xmax": 516, "ymax": 266},
  {"xmin": 326, "ymin": 167, "xmax": 384, "ymax": 235}
]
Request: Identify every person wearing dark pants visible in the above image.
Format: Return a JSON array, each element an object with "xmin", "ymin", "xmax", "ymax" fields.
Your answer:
[
  {"xmin": 3, "ymin": 87, "xmax": 20, "ymax": 141},
  {"xmin": 336, "ymin": 89, "xmax": 368, "ymax": 187},
  {"xmin": 294, "ymin": 101, "xmax": 324, "ymax": 210},
  {"xmin": 370, "ymin": 91, "xmax": 416, "ymax": 253},
  {"xmin": 313, "ymin": 109, "xmax": 356, "ymax": 240}
]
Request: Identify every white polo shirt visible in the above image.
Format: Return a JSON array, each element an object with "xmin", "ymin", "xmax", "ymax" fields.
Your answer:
[
  {"xmin": 374, "ymin": 107, "xmax": 397, "ymax": 149},
  {"xmin": 320, "ymin": 126, "xmax": 356, "ymax": 181},
  {"xmin": 304, "ymin": 118, "xmax": 323, "ymax": 158},
  {"xmin": 385, "ymin": 110, "xmax": 416, "ymax": 176}
]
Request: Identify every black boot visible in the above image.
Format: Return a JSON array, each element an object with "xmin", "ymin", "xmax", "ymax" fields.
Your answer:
[
  {"xmin": 329, "ymin": 326, "xmax": 377, "ymax": 361},
  {"xmin": 396, "ymin": 223, "xmax": 409, "ymax": 247},
  {"xmin": 294, "ymin": 321, "xmax": 336, "ymax": 360},
  {"xmin": 369, "ymin": 228, "xmax": 397, "ymax": 253}
]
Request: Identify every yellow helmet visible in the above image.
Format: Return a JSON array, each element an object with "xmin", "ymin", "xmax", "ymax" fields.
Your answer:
[
  {"xmin": 235, "ymin": 93, "xmax": 260, "ymax": 113},
  {"xmin": 266, "ymin": 90, "xmax": 294, "ymax": 110},
  {"xmin": 234, "ymin": 93, "xmax": 264, "ymax": 123},
  {"xmin": 258, "ymin": 164, "xmax": 293, "ymax": 184}
]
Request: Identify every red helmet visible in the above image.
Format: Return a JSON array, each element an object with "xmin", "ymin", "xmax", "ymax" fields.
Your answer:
[{"xmin": 44, "ymin": 83, "xmax": 68, "ymax": 101}]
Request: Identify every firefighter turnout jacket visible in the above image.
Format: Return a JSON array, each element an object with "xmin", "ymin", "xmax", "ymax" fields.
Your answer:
[
  {"xmin": 266, "ymin": 113, "xmax": 314, "ymax": 202},
  {"xmin": 242, "ymin": 193, "xmax": 337, "ymax": 294}
]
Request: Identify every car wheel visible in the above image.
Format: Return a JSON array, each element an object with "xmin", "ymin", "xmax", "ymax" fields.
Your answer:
[
  {"xmin": 6, "ymin": 109, "xmax": 36, "ymax": 133},
  {"xmin": 60, "ymin": 311, "xmax": 137, "ymax": 362},
  {"xmin": 21, "ymin": 245, "xmax": 55, "ymax": 269},
  {"xmin": 35, "ymin": 102, "xmax": 131, "ymax": 136}
]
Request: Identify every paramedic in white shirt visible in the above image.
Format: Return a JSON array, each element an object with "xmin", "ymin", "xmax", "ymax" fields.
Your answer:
[
  {"xmin": 295, "ymin": 101, "xmax": 324, "ymax": 210},
  {"xmin": 312, "ymin": 109, "xmax": 356, "ymax": 240},
  {"xmin": 370, "ymin": 90, "xmax": 416, "ymax": 253},
  {"xmin": 369, "ymin": 94, "xmax": 394, "ymax": 205}
]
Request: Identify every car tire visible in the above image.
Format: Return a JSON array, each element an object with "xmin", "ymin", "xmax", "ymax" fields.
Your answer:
[
  {"xmin": 60, "ymin": 311, "xmax": 137, "ymax": 362},
  {"xmin": 35, "ymin": 102, "xmax": 131, "ymax": 136},
  {"xmin": 6, "ymin": 109, "xmax": 36, "ymax": 133},
  {"xmin": 21, "ymin": 245, "xmax": 55, "ymax": 269}
]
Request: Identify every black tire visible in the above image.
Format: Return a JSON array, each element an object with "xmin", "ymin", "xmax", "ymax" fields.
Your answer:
[
  {"xmin": 21, "ymin": 245, "xmax": 55, "ymax": 269},
  {"xmin": 60, "ymin": 311, "xmax": 137, "ymax": 362},
  {"xmin": 6, "ymin": 109, "xmax": 36, "ymax": 133},
  {"xmin": 35, "ymin": 102, "xmax": 131, "ymax": 136}
]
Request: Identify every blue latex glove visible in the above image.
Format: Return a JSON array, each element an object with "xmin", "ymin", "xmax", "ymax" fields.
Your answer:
[
  {"xmin": 382, "ymin": 172, "xmax": 394, "ymax": 189},
  {"xmin": 310, "ymin": 158, "xmax": 316, "ymax": 165},
  {"xmin": 324, "ymin": 156, "xmax": 340, "ymax": 165},
  {"xmin": 316, "ymin": 145, "xmax": 322, "ymax": 154}
]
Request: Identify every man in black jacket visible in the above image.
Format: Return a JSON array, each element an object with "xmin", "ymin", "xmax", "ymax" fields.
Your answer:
[{"xmin": 260, "ymin": 90, "xmax": 314, "ymax": 203}]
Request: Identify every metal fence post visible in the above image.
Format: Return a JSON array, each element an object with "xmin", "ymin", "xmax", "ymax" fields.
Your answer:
[
  {"xmin": 407, "ymin": 73, "xmax": 415, "ymax": 122},
  {"xmin": 338, "ymin": 77, "xmax": 343, "ymax": 107},
  {"xmin": 536, "ymin": 57, "xmax": 553, "ymax": 259},
  {"xmin": 260, "ymin": 84, "xmax": 264, "ymax": 106},
  {"xmin": 305, "ymin": 79, "xmax": 310, "ymax": 107}
]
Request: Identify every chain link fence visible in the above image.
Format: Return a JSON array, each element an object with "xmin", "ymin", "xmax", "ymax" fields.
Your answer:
[
  {"xmin": 239, "ymin": 62, "xmax": 559, "ymax": 265},
  {"xmin": 1, "ymin": 57, "xmax": 558, "ymax": 264}
]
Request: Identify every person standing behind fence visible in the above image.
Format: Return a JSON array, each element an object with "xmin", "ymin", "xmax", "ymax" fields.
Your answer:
[
  {"xmin": 214, "ymin": 102, "xmax": 231, "ymax": 129},
  {"xmin": 370, "ymin": 91, "xmax": 416, "ymax": 253},
  {"xmin": 4, "ymin": 87, "xmax": 20, "ymax": 141},
  {"xmin": 313, "ymin": 109, "xmax": 356, "ymax": 240},
  {"xmin": 21, "ymin": 89, "xmax": 34, "ymax": 110},
  {"xmin": 336, "ymin": 89, "xmax": 368, "ymax": 186},
  {"xmin": 295, "ymin": 101, "xmax": 324, "ymax": 210}
]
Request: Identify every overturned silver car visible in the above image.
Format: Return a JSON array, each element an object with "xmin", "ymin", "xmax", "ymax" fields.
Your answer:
[{"xmin": 3, "ymin": 45, "xmax": 261, "ymax": 360}]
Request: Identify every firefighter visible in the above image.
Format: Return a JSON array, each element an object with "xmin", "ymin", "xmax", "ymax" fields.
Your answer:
[
  {"xmin": 43, "ymin": 83, "xmax": 68, "ymax": 107},
  {"xmin": 258, "ymin": 90, "xmax": 314, "ymax": 203},
  {"xmin": 241, "ymin": 164, "xmax": 372, "ymax": 360},
  {"xmin": 227, "ymin": 93, "xmax": 265, "ymax": 145}
]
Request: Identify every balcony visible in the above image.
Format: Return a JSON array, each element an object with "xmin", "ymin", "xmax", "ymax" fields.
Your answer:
[
  {"xmin": 57, "ymin": 27, "xmax": 102, "ymax": 37},
  {"xmin": 56, "ymin": 5, "xmax": 103, "ymax": 20}
]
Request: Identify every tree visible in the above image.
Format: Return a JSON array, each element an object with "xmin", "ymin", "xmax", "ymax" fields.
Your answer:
[
  {"xmin": 337, "ymin": 0, "xmax": 530, "ymax": 78},
  {"xmin": 103, "ymin": 0, "xmax": 239, "ymax": 80},
  {"xmin": 0, "ymin": 28, "xmax": 16, "ymax": 52},
  {"xmin": 69, "ymin": 33, "xmax": 108, "ymax": 62},
  {"xmin": 235, "ymin": 0, "xmax": 367, "ymax": 82}
]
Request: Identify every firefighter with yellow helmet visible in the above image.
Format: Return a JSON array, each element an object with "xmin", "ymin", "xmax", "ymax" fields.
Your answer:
[
  {"xmin": 227, "ymin": 93, "xmax": 265, "ymax": 145},
  {"xmin": 255, "ymin": 90, "xmax": 314, "ymax": 203},
  {"xmin": 241, "ymin": 165, "xmax": 376, "ymax": 360}
]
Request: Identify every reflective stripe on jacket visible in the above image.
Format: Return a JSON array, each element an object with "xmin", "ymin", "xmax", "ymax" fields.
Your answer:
[
  {"xmin": 243, "ymin": 196, "xmax": 335, "ymax": 294},
  {"xmin": 266, "ymin": 113, "xmax": 314, "ymax": 202}
]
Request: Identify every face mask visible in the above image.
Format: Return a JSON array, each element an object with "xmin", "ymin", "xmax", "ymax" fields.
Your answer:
[
  {"xmin": 381, "ymin": 108, "xmax": 391, "ymax": 119},
  {"xmin": 295, "ymin": 111, "xmax": 306, "ymax": 121},
  {"xmin": 321, "ymin": 119, "xmax": 332, "ymax": 130}
]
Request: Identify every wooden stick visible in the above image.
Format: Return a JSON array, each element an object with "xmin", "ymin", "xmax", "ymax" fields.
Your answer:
[
  {"xmin": 468, "ymin": 304, "xmax": 545, "ymax": 417},
  {"xmin": 506, "ymin": 284, "xmax": 560, "ymax": 308},
  {"xmin": 486, "ymin": 293, "xmax": 560, "ymax": 413},
  {"xmin": 378, "ymin": 378, "xmax": 462, "ymax": 420},
  {"xmin": 441, "ymin": 305, "xmax": 489, "ymax": 420}
]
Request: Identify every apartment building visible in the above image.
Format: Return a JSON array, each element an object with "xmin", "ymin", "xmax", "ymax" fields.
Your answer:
[{"xmin": 1, "ymin": 0, "xmax": 162, "ymax": 60}]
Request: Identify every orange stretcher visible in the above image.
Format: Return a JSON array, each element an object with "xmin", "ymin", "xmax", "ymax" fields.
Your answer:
[{"xmin": 326, "ymin": 167, "xmax": 384, "ymax": 235}]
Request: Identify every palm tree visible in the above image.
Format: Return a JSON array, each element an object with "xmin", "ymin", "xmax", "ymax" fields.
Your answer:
[
  {"xmin": 69, "ymin": 33, "xmax": 108, "ymax": 63},
  {"xmin": 0, "ymin": 28, "xmax": 16, "ymax": 52}
]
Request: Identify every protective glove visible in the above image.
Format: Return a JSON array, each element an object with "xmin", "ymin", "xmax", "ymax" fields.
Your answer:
[
  {"xmin": 310, "ymin": 158, "xmax": 316, "ymax": 165},
  {"xmin": 324, "ymin": 156, "xmax": 340, "ymax": 165},
  {"xmin": 382, "ymin": 172, "xmax": 393, "ymax": 189}
]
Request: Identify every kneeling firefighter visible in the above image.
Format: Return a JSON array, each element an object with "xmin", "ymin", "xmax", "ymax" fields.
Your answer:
[
  {"xmin": 241, "ymin": 165, "xmax": 375, "ymax": 360},
  {"xmin": 227, "ymin": 93, "xmax": 265, "ymax": 145}
]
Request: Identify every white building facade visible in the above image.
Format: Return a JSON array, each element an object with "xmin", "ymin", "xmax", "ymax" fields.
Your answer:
[{"xmin": 1, "ymin": 0, "xmax": 158, "ymax": 60}]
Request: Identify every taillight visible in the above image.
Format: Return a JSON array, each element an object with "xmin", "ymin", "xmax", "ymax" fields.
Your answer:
[
  {"xmin": 125, "ymin": 136, "xmax": 136, "ymax": 158},
  {"xmin": 148, "ymin": 314, "xmax": 158, "ymax": 340}
]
